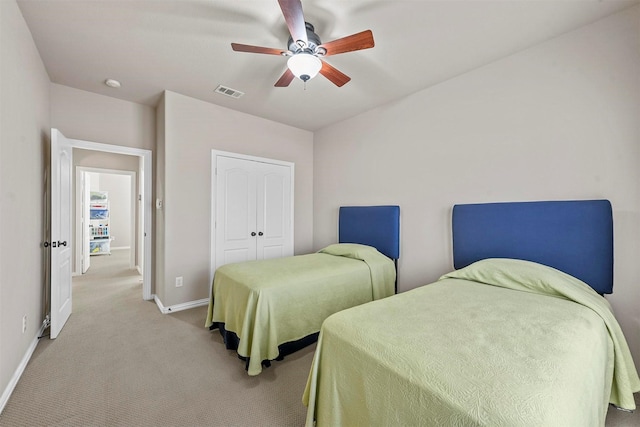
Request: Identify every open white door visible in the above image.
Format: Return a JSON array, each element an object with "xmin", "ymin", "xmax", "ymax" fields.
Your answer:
[{"xmin": 50, "ymin": 129, "xmax": 73, "ymax": 339}]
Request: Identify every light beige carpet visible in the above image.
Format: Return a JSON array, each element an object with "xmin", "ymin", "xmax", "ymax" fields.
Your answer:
[
  {"xmin": 0, "ymin": 250, "xmax": 312, "ymax": 426},
  {"xmin": 0, "ymin": 249, "xmax": 638, "ymax": 426}
]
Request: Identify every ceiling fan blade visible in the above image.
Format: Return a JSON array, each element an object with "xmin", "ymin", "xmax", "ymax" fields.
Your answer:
[
  {"xmin": 275, "ymin": 69, "xmax": 295, "ymax": 87},
  {"xmin": 231, "ymin": 43, "xmax": 286, "ymax": 55},
  {"xmin": 319, "ymin": 61, "xmax": 351, "ymax": 87},
  {"xmin": 319, "ymin": 30, "xmax": 375, "ymax": 56},
  {"xmin": 278, "ymin": 0, "xmax": 308, "ymax": 46}
]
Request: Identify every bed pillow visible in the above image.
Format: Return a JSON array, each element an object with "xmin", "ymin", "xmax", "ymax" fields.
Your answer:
[
  {"xmin": 318, "ymin": 243, "xmax": 380, "ymax": 259},
  {"xmin": 439, "ymin": 258, "xmax": 600, "ymax": 300},
  {"xmin": 319, "ymin": 243, "xmax": 395, "ymax": 300}
]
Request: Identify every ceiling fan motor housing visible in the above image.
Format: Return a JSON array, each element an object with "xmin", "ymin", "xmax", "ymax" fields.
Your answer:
[{"xmin": 287, "ymin": 22, "xmax": 323, "ymax": 54}]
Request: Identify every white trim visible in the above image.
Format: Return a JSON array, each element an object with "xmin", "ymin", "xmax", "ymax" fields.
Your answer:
[
  {"xmin": 210, "ymin": 150, "xmax": 295, "ymax": 294},
  {"xmin": 75, "ymin": 168, "xmax": 87, "ymax": 275},
  {"xmin": 211, "ymin": 149, "xmax": 295, "ymax": 168},
  {"xmin": 0, "ymin": 321, "xmax": 47, "ymax": 414},
  {"xmin": 67, "ymin": 138, "xmax": 152, "ymax": 301},
  {"xmin": 154, "ymin": 295, "xmax": 208, "ymax": 314}
]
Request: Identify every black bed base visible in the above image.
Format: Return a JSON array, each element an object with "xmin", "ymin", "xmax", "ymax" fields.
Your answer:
[{"xmin": 209, "ymin": 322, "xmax": 319, "ymax": 372}]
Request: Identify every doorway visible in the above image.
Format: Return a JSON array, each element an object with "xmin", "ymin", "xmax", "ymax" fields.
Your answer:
[
  {"xmin": 63, "ymin": 136, "xmax": 152, "ymax": 300},
  {"xmin": 50, "ymin": 129, "xmax": 152, "ymax": 339},
  {"xmin": 76, "ymin": 168, "xmax": 137, "ymax": 274}
]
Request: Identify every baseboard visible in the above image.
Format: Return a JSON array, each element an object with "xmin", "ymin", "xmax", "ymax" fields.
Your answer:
[
  {"xmin": 0, "ymin": 321, "xmax": 47, "ymax": 414},
  {"xmin": 154, "ymin": 296, "xmax": 208, "ymax": 314}
]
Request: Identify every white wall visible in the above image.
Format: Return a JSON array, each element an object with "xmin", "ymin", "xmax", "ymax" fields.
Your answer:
[
  {"xmin": 313, "ymin": 7, "xmax": 640, "ymax": 366},
  {"xmin": 50, "ymin": 84, "xmax": 156, "ymax": 151},
  {"xmin": 158, "ymin": 91, "xmax": 314, "ymax": 307},
  {"xmin": 0, "ymin": 0, "xmax": 51, "ymax": 408}
]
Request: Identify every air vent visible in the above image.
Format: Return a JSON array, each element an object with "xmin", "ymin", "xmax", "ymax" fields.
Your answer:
[{"xmin": 214, "ymin": 85, "xmax": 244, "ymax": 99}]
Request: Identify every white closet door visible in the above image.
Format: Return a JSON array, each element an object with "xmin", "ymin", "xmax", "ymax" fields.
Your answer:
[
  {"xmin": 213, "ymin": 152, "xmax": 294, "ymax": 273},
  {"xmin": 256, "ymin": 162, "xmax": 293, "ymax": 260},
  {"xmin": 215, "ymin": 156, "xmax": 257, "ymax": 270}
]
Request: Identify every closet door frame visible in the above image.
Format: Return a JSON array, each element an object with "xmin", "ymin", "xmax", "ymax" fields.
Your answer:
[{"xmin": 210, "ymin": 150, "xmax": 295, "ymax": 292}]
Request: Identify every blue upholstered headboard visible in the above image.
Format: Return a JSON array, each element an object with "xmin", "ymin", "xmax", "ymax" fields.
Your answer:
[
  {"xmin": 339, "ymin": 205, "xmax": 400, "ymax": 260},
  {"xmin": 452, "ymin": 200, "xmax": 613, "ymax": 294}
]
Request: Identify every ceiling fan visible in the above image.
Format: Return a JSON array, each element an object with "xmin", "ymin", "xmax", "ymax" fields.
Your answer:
[{"xmin": 231, "ymin": 0, "xmax": 374, "ymax": 87}]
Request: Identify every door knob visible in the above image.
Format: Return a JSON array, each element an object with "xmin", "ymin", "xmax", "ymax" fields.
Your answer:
[
  {"xmin": 251, "ymin": 232, "xmax": 256, "ymax": 237},
  {"xmin": 258, "ymin": 232, "xmax": 264, "ymax": 236}
]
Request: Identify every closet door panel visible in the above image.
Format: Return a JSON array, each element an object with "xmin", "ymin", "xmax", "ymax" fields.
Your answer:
[
  {"xmin": 215, "ymin": 157, "xmax": 257, "ymax": 269},
  {"xmin": 257, "ymin": 162, "xmax": 292, "ymax": 261}
]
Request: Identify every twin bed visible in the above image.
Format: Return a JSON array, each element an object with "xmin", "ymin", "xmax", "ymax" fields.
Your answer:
[
  {"xmin": 205, "ymin": 205, "xmax": 400, "ymax": 375},
  {"xmin": 206, "ymin": 199, "xmax": 639, "ymax": 425},
  {"xmin": 303, "ymin": 200, "xmax": 640, "ymax": 426}
]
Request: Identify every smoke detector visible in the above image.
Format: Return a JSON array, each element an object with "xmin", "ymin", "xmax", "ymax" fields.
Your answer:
[{"xmin": 104, "ymin": 78, "xmax": 121, "ymax": 88}]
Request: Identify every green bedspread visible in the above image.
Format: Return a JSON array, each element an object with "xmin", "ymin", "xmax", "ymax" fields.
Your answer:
[
  {"xmin": 205, "ymin": 243, "xmax": 395, "ymax": 375},
  {"xmin": 303, "ymin": 258, "xmax": 640, "ymax": 427}
]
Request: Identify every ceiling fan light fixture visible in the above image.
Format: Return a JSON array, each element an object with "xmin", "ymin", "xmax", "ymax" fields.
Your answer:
[{"xmin": 287, "ymin": 53, "xmax": 322, "ymax": 82}]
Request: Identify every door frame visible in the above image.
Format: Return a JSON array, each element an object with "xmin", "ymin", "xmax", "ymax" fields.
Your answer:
[
  {"xmin": 66, "ymin": 138, "xmax": 153, "ymax": 300},
  {"xmin": 80, "ymin": 170, "xmax": 91, "ymax": 273},
  {"xmin": 75, "ymin": 167, "xmax": 137, "ymax": 273},
  {"xmin": 210, "ymin": 150, "xmax": 294, "ymax": 291}
]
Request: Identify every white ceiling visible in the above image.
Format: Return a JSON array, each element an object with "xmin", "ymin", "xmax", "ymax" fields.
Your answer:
[{"xmin": 17, "ymin": 0, "xmax": 639, "ymax": 131}]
